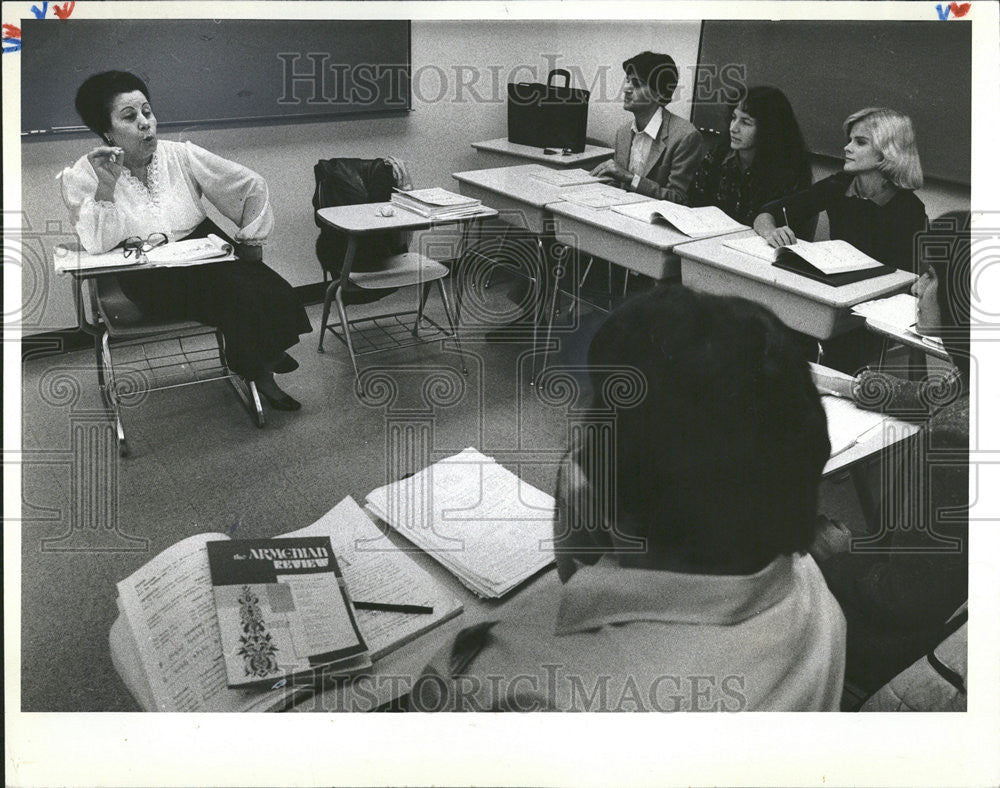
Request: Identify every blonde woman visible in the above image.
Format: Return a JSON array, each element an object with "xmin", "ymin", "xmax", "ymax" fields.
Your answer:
[{"xmin": 753, "ymin": 107, "xmax": 926, "ymax": 272}]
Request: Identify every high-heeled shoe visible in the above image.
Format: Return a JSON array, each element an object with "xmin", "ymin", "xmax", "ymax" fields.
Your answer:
[
  {"xmin": 273, "ymin": 352, "xmax": 299, "ymax": 374},
  {"xmin": 261, "ymin": 390, "xmax": 301, "ymax": 411}
]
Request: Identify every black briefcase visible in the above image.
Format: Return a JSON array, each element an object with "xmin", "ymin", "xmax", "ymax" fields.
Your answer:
[{"xmin": 507, "ymin": 69, "xmax": 590, "ymax": 153}]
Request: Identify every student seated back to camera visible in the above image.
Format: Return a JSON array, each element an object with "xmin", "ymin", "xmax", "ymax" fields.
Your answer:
[
  {"xmin": 417, "ymin": 286, "xmax": 846, "ymax": 712},
  {"xmin": 589, "ymin": 51, "xmax": 706, "ymax": 204}
]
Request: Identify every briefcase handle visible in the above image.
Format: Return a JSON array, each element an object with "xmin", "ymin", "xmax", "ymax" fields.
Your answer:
[{"xmin": 547, "ymin": 69, "xmax": 572, "ymax": 88}]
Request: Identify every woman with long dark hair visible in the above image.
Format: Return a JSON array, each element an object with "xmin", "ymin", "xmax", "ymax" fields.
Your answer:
[{"xmin": 688, "ymin": 85, "xmax": 812, "ymax": 232}]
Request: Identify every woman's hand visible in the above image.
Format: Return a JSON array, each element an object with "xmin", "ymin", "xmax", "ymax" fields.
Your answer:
[
  {"xmin": 86, "ymin": 146, "xmax": 124, "ymax": 201},
  {"xmin": 752, "ymin": 213, "xmax": 797, "ymax": 248},
  {"xmin": 810, "ymin": 514, "xmax": 853, "ymax": 562}
]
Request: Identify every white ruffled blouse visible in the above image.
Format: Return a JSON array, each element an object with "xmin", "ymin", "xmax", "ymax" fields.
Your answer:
[{"xmin": 58, "ymin": 139, "xmax": 274, "ymax": 254}]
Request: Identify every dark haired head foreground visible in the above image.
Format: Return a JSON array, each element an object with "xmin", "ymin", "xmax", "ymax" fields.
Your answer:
[{"xmin": 419, "ymin": 286, "xmax": 846, "ymax": 712}]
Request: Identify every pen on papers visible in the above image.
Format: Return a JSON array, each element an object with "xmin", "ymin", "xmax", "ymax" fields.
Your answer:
[
  {"xmin": 782, "ymin": 206, "xmax": 790, "ymax": 228},
  {"xmin": 352, "ymin": 601, "xmax": 434, "ymax": 614}
]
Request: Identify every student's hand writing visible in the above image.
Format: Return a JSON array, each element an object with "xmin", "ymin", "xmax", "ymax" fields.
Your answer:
[
  {"xmin": 764, "ymin": 226, "xmax": 797, "ymax": 248},
  {"xmin": 589, "ymin": 159, "xmax": 630, "ymax": 185},
  {"xmin": 86, "ymin": 146, "xmax": 124, "ymax": 195}
]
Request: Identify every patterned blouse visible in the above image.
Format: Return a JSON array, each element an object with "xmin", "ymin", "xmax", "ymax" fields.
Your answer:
[
  {"xmin": 688, "ymin": 146, "xmax": 812, "ymax": 233},
  {"xmin": 59, "ymin": 139, "xmax": 272, "ymax": 254}
]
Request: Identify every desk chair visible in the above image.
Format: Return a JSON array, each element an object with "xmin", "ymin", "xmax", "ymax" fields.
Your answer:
[
  {"xmin": 312, "ymin": 157, "xmax": 464, "ymax": 385},
  {"xmin": 76, "ymin": 269, "xmax": 264, "ymax": 457}
]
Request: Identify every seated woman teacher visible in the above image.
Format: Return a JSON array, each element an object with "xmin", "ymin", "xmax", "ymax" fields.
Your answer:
[
  {"xmin": 688, "ymin": 85, "xmax": 812, "ymax": 232},
  {"xmin": 60, "ymin": 71, "xmax": 311, "ymax": 411},
  {"xmin": 811, "ymin": 211, "xmax": 970, "ymax": 694}
]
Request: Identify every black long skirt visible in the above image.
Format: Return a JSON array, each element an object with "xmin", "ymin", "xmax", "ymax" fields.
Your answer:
[{"xmin": 116, "ymin": 218, "xmax": 312, "ymax": 379}]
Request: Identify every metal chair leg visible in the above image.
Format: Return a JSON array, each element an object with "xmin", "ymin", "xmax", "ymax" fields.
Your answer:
[
  {"xmin": 334, "ymin": 286, "xmax": 362, "ymax": 385},
  {"xmin": 436, "ymin": 278, "xmax": 467, "ymax": 375},
  {"xmin": 318, "ymin": 278, "xmax": 340, "ymax": 353},
  {"xmin": 101, "ymin": 332, "xmax": 128, "ymax": 457},
  {"xmin": 94, "ymin": 335, "xmax": 106, "ymax": 388},
  {"xmin": 215, "ymin": 329, "xmax": 265, "ymax": 428},
  {"xmin": 568, "ymin": 256, "xmax": 595, "ymax": 317},
  {"xmin": 414, "ymin": 281, "xmax": 432, "ymax": 335}
]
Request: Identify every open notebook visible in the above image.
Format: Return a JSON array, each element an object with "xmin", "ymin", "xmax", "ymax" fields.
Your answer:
[
  {"xmin": 112, "ymin": 496, "xmax": 462, "ymax": 712},
  {"xmin": 365, "ymin": 447, "xmax": 556, "ymax": 598},
  {"xmin": 852, "ymin": 293, "xmax": 946, "ymax": 355},
  {"xmin": 54, "ymin": 234, "xmax": 234, "ymax": 273},
  {"xmin": 723, "ymin": 235, "xmax": 891, "ymax": 286},
  {"xmin": 611, "ymin": 199, "xmax": 747, "ymax": 237}
]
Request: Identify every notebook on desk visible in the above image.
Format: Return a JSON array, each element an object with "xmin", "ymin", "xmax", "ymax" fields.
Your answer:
[
  {"xmin": 723, "ymin": 235, "xmax": 893, "ymax": 286},
  {"xmin": 611, "ymin": 200, "xmax": 747, "ymax": 237},
  {"xmin": 365, "ymin": 447, "xmax": 556, "ymax": 598}
]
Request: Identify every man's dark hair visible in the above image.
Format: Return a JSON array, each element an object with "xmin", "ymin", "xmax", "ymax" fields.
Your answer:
[
  {"xmin": 583, "ymin": 285, "xmax": 830, "ymax": 574},
  {"xmin": 623, "ymin": 51, "xmax": 679, "ymax": 105},
  {"xmin": 74, "ymin": 71, "xmax": 151, "ymax": 138}
]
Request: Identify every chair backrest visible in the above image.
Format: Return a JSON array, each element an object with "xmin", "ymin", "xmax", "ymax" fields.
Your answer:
[{"xmin": 312, "ymin": 157, "xmax": 406, "ymax": 278}]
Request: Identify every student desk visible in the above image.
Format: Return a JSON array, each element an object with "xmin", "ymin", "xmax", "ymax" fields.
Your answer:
[
  {"xmin": 675, "ymin": 230, "xmax": 918, "ymax": 340},
  {"xmin": 548, "ymin": 201, "xmax": 690, "ymax": 282},
  {"xmin": 472, "ymin": 137, "xmax": 614, "ymax": 168},
  {"xmin": 452, "ymin": 163, "xmax": 568, "ymax": 234}
]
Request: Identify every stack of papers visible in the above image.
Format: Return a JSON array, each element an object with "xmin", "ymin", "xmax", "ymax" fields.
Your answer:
[
  {"xmin": 852, "ymin": 294, "xmax": 946, "ymax": 354},
  {"xmin": 559, "ymin": 183, "xmax": 651, "ymax": 209},
  {"xmin": 365, "ymin": 447, "xmax": 556, "ymax": 598},
  {"xmin": 390, "ymin": 187, "xmax": 482, "ymax": 220},
  {"xmin": 611, "ymin": 200, "xmax": 747, "ymax": 237},
  {"xmin": 528, "ymin": 167, "xmax": 601, "ymax": 188}
]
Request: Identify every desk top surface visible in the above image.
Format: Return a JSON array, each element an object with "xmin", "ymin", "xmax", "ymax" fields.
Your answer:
[
  {"xmin": 472, "ymin": 137, "xmax": 614, "ymax": 166},
  {"xmin": 549, "ymin": 199, "xmax": 695, "ymax": 251},
  {"xmin": 675, "ymin": 230, "xmax": 918, "ymax": 308},
  {"xmin": 316, "ymin": 202, "xmax": 497, "ymax": 233},
  {"xmin": 452, "ymin": 163, "xmax": 574, "ymax": 207}
]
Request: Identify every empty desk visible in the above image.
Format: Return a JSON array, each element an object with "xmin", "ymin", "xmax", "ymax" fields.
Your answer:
[{"xmin": 472, "ymin": 137, "xmax": 614, "ymax": 168}]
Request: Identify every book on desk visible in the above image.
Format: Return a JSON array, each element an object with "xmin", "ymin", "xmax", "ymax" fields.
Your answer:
[
  {"xmin": 112, "ymin": 496, "xmax": 463, "ymax": 712},
  {"xmin": 722, "ymin": 235, "xmax": 893, "ymax": 286},
  {"xmin": 390, "ymin": 187, "xmax": 482, "ymax": 219},
  {"xmin": 54, "ymin": 234, "xmax": 235, "ymax": 274},
  {"xmin": 611, "ymin": 199, "xmax": 748, "ymax": 237},
  {"xmin": 851, "ymin": 293, "xmax": 947, "ymax": 355}
]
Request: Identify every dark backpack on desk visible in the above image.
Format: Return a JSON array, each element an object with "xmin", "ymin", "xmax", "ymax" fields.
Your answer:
[{"xmin": 312, "ymin": 157, "xmax": 406, "ymax": 300}]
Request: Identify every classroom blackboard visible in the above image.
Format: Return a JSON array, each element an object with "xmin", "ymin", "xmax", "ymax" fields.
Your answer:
[
  {"xmin": 692, "ymin": 21, "xmax": 970, "ymax": 184},
  {"xmin": 21, "ymin": 19, "xmax": 410, "ymax": 135}
]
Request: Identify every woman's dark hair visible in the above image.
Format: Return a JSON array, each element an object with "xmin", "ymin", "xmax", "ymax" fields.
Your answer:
[
  {"xmin": 74, "ymin": 71, "xmax": 151, "ymax": 138},
  {"xmin": 921, "ymin": 210, "xmax": 972, "ymax": 387},
  {"xmin": 582, "ymin": 285, "xmax": 830, "ymax": 574},
  {"xmin": 623, "ymin": 51, "xmax": 679, "ymax": 105},
  {"xmin": 721, "ymin": 85, "xmax": 811, "ymax": 189}
]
